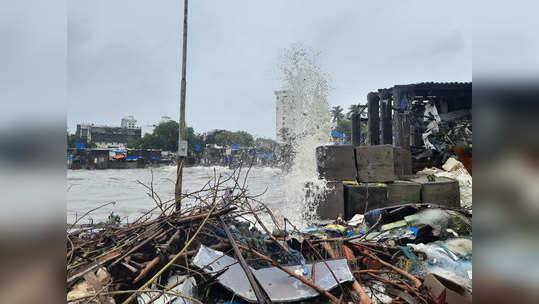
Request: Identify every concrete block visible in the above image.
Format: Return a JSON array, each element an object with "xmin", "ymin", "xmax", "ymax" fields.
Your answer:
[
  {"xmin": 316, "ymin": 145, "xmax": 356, "ymax": 181},
  {"xmin": 387, "ymin": 180, "xmax": 421, "ymax": 204},
  {"xmin": 355, "ymin": 145, "xmax": 412, "ymax": 182},
  {"xmin": 410, "ymin": 175, "xmax": 460, "ymax": 208},
  {"xmin": 309, "ymin": 181, "xmax": 345, "ymax": 220},
  {"xmin": 318, "ymin": 181, "xmax": 345, "ymax": 220},
  {"xmin": 343, "ymin": 183, "xmax": 392, "ymax": 219}
]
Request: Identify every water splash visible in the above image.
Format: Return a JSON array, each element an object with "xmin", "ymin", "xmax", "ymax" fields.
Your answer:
[{"xmin": 278, "ymin": 45, "xmax": 333, "ymax": 226}]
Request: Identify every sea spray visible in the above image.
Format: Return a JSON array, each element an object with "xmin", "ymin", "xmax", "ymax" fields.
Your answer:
[{"xmin": 278, "ymin": 45, "xmax": 334, "ymax": 226}]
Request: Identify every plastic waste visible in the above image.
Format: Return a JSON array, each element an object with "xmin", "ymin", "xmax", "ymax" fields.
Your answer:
[
  {"xmin": 347, "ymin": 214, "xmax": 364, "ymax": 226},
  {"xmin": 137, "ymin": 275, "xmax": 197, "ymax": 304},
  {"xmin": 406, "ymin": 239, "xmax": 472, "ymax": 291}
]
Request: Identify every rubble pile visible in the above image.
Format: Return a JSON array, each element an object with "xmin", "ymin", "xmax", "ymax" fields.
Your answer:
[
  {"xmin": 67, "ymin": 166, "xmax": 471, "ymax": 304},
  {"xmin": 411, "ymin": 99, "xmax": 472, "ymax": 172}
]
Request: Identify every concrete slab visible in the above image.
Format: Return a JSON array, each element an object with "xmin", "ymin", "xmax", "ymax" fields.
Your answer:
[
  {"xmin": 410, "ymin": 175, "xmax": 460, "ymax": 208},
  {"xmin": 312, "ymin": 181, "xmax": 345, "ymax": 220},
  {"xmin": 316, "ymin": 145, "xmax": 356, "ymax": 181},
  {"xmin": 344, "ymin": 183, "xmax": 391, "ymax": 219},
  {"xmin": 387, "ymin": 180, "xmax": 421, "ymax": 204},
  {"xmin": 355, "ymin": 145, "xmax": 412, "ymax": 182}
]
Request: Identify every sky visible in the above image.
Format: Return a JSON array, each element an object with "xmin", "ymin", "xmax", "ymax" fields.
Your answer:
[{"xmin": 67, "ymin": 0, "xmax": 472, "ymax": 139}]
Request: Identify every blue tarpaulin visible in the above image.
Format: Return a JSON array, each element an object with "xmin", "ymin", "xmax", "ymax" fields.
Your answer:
[
  {"xmin": 75, "ymin": 142, "xmax": 84, "ymax": 149},
  {"xmin": 195, "ymin": 144, "xmax": 201, "ymax": 151},
  {"xmin": 256, "ymin": 153, "xmax": 274, "ymax": 159},
  {"xmin": 331, "ymin": 130, "xmax": 344, "ymax": 138}
]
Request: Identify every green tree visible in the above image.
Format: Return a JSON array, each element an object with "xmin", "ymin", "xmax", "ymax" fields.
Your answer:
[
  {"xmin": 346, "ymin": 104, "xmax": 363, "ymax": 120},
  {"xmin": 152, "ymin": 120, "xmax": 179, "ymax": 152},
  {"xmin": 331, "ymin": 105, "xmax": 345, "ymax": 122},
  {"xmin": 128, "ymin": 120, "xmax": 183, "ymax": 152},
  {"xmin": 186, "ymin": 127, "xmax": 205, "ymax": 153},
  {"xmin": 205, "ymin": 129, "xmax": 254, "ymax": 147},
  {"xmin": 255, "ymin": 137, "xmax": 277, "ymax": 147}
]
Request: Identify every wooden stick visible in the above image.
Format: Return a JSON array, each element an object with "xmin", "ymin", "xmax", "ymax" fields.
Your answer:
[
  {"xmin": 363, "ymin": 251, "xmax": 422, "ymax": 288},
  {"xmin": 219, "ymin": 216, "xmax": 272, "ymax": 304},
  {"xmin": 352, "ymin": 280, "xmax": 373, "ymax": 304},
  {"xmin": 110, "ymin": 228, "xmax": 164, "ymax": 267},
  {"xmin": 133, "ymin": 256, "xmax": 161, "ymax": 284},
  {"xmin": 120, "ymin": 202, "xmax": 218, "ymax": 304}
]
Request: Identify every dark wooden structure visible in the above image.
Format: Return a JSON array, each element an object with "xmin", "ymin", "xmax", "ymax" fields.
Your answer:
[{"xmin": 368, "ymin": 82, "xmax": 472, "ymax": 150}]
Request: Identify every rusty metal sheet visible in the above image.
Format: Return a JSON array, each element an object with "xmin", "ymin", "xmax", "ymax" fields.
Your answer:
[{"xmin": 192, "ymin": 245, "xmax": 354, "ymax": 302}]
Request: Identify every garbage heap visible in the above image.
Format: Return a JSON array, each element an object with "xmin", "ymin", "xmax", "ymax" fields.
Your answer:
[{"xmin": 67, "ymin": 164, "xmax": 471, "ymax": 304}]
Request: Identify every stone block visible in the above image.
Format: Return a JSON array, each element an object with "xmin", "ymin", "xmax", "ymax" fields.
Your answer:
[
  {"xmin": 410, "ymin": 175, "xmax": 460, "ymax": 208},
  {"xmin": 315, "ymin": 145, "xmax": 356, "ymax": 181},
  {"xmin": 344, "ymin": 183, "xmax": 393, "ymax": 219},
  {"xmin": 355, "ymin": 145, "xmax": 412, "ymax": 182},
  {"xmin": 309, "ymin": 181, "xmax": 345, "ymax": 220},
  {"xmin": 387, "ymin": 180, "xmax": 421, "ymax": 204}
]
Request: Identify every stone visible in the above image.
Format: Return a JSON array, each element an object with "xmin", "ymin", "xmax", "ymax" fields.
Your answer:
[
  {"xmin": 387, "ymin": 180, "xmax": 421, "ymax": 204},
  {"xmin": 410, "ymin": 175, "xmax": 460, "ymax": 208},
  {"xmin": 343, "ymin": 183, "xmax": 391, "ymax": 219},
  {"xmin": 315, "ymin": 145, "xmax": 357, "ymax": 181},
  {"xmin": 355, "ymin": 145, "xmax": 412, "ymax": 182}
]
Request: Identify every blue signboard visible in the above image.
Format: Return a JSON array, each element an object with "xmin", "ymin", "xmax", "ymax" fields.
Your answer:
[
  {"xmin": 230, "ymin": 145, "xmax": 239, "ymax": 150},
  {"xmin": 195, "ymin": 144, "xmax": 200, "ymax": 151},
  {"xmin": 75, "ymin": 142, "xmax": 84, "ymax": 149},
  {"xmin": 151, "ymin": 156, "xmax": 159, "ymax": 160},
  {"xmin": 126, "ymin": 156, "xmax": 138, "ymax": 161},
  {"xmin": 331, "ymin": 130, "xmax": 344, "ymax": 138}
]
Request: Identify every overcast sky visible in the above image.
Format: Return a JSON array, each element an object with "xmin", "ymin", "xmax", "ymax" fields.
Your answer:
[{"xmin": 67, "ymin": 0, "xmax": 471, "ymax": 139}]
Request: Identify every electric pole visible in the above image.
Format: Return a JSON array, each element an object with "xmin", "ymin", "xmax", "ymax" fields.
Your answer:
[{"xmin": 175, "ymin": 0, "xmax": 188, "ymax": 211}]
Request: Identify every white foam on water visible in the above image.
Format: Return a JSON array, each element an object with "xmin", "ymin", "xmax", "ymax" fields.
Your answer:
[{"xmin": 277, "ymin": 45, "xmax": 334, "ymax": 227}]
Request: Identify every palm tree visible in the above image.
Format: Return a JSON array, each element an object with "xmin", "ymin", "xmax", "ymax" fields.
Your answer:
[
  {"xmin": 331, "ymin": 106, "xmax": 345, "ymax": 122},
  {"xmin": 346, "ymin": 104, "xmax": 361, "ymax": 119}
]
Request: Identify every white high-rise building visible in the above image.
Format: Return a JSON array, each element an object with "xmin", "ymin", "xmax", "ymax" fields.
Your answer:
[
  {"xmin": 275, "ymin": 90, "xmax": 295, "ymax": 142},
  {"xmin": 121, "ymin": 115, "xmax": 137, "ymax": 129}
]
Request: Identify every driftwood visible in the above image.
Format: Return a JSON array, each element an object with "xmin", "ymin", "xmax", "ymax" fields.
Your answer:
[{"xmin": 67, "ymin": 163, "xmax": 434, "ymax": 304}]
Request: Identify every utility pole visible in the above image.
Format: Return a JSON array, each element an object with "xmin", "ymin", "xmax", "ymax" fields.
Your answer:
[{"xmin": 175, "ymin": 0, "xmax": 188, "ymax": 211}]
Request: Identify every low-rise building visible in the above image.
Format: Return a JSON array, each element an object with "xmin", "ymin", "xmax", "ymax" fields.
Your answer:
[{"xmin": 76, "ymin": 117, "xmax": 142, "ymax": 149}]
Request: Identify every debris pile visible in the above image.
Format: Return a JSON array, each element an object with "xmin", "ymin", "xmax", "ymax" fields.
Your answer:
[
  {"xmin": 67, "ymin": 166, "xmax": 471, "ymax": 304},
  {"xmin": 411, "ymin": 98, "xmax": 472, "ymax": 173}
]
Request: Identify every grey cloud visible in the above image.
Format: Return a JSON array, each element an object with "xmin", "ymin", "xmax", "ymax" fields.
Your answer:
[{"xmin": 67, "ymin": 0, "xmax": 471, "ymax": 138}]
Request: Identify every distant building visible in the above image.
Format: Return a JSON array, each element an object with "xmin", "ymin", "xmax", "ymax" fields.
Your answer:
[
  {"xmin": 121, "ymin": 115, "xmax": 137, "ymax": 129},
  {"xmin": 76, "ymin": 122, "xmax": 141, "ymax": 149},
  {"xmin": 275, "ymin": 90, "xmax": 296, "ymax": 142}
]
